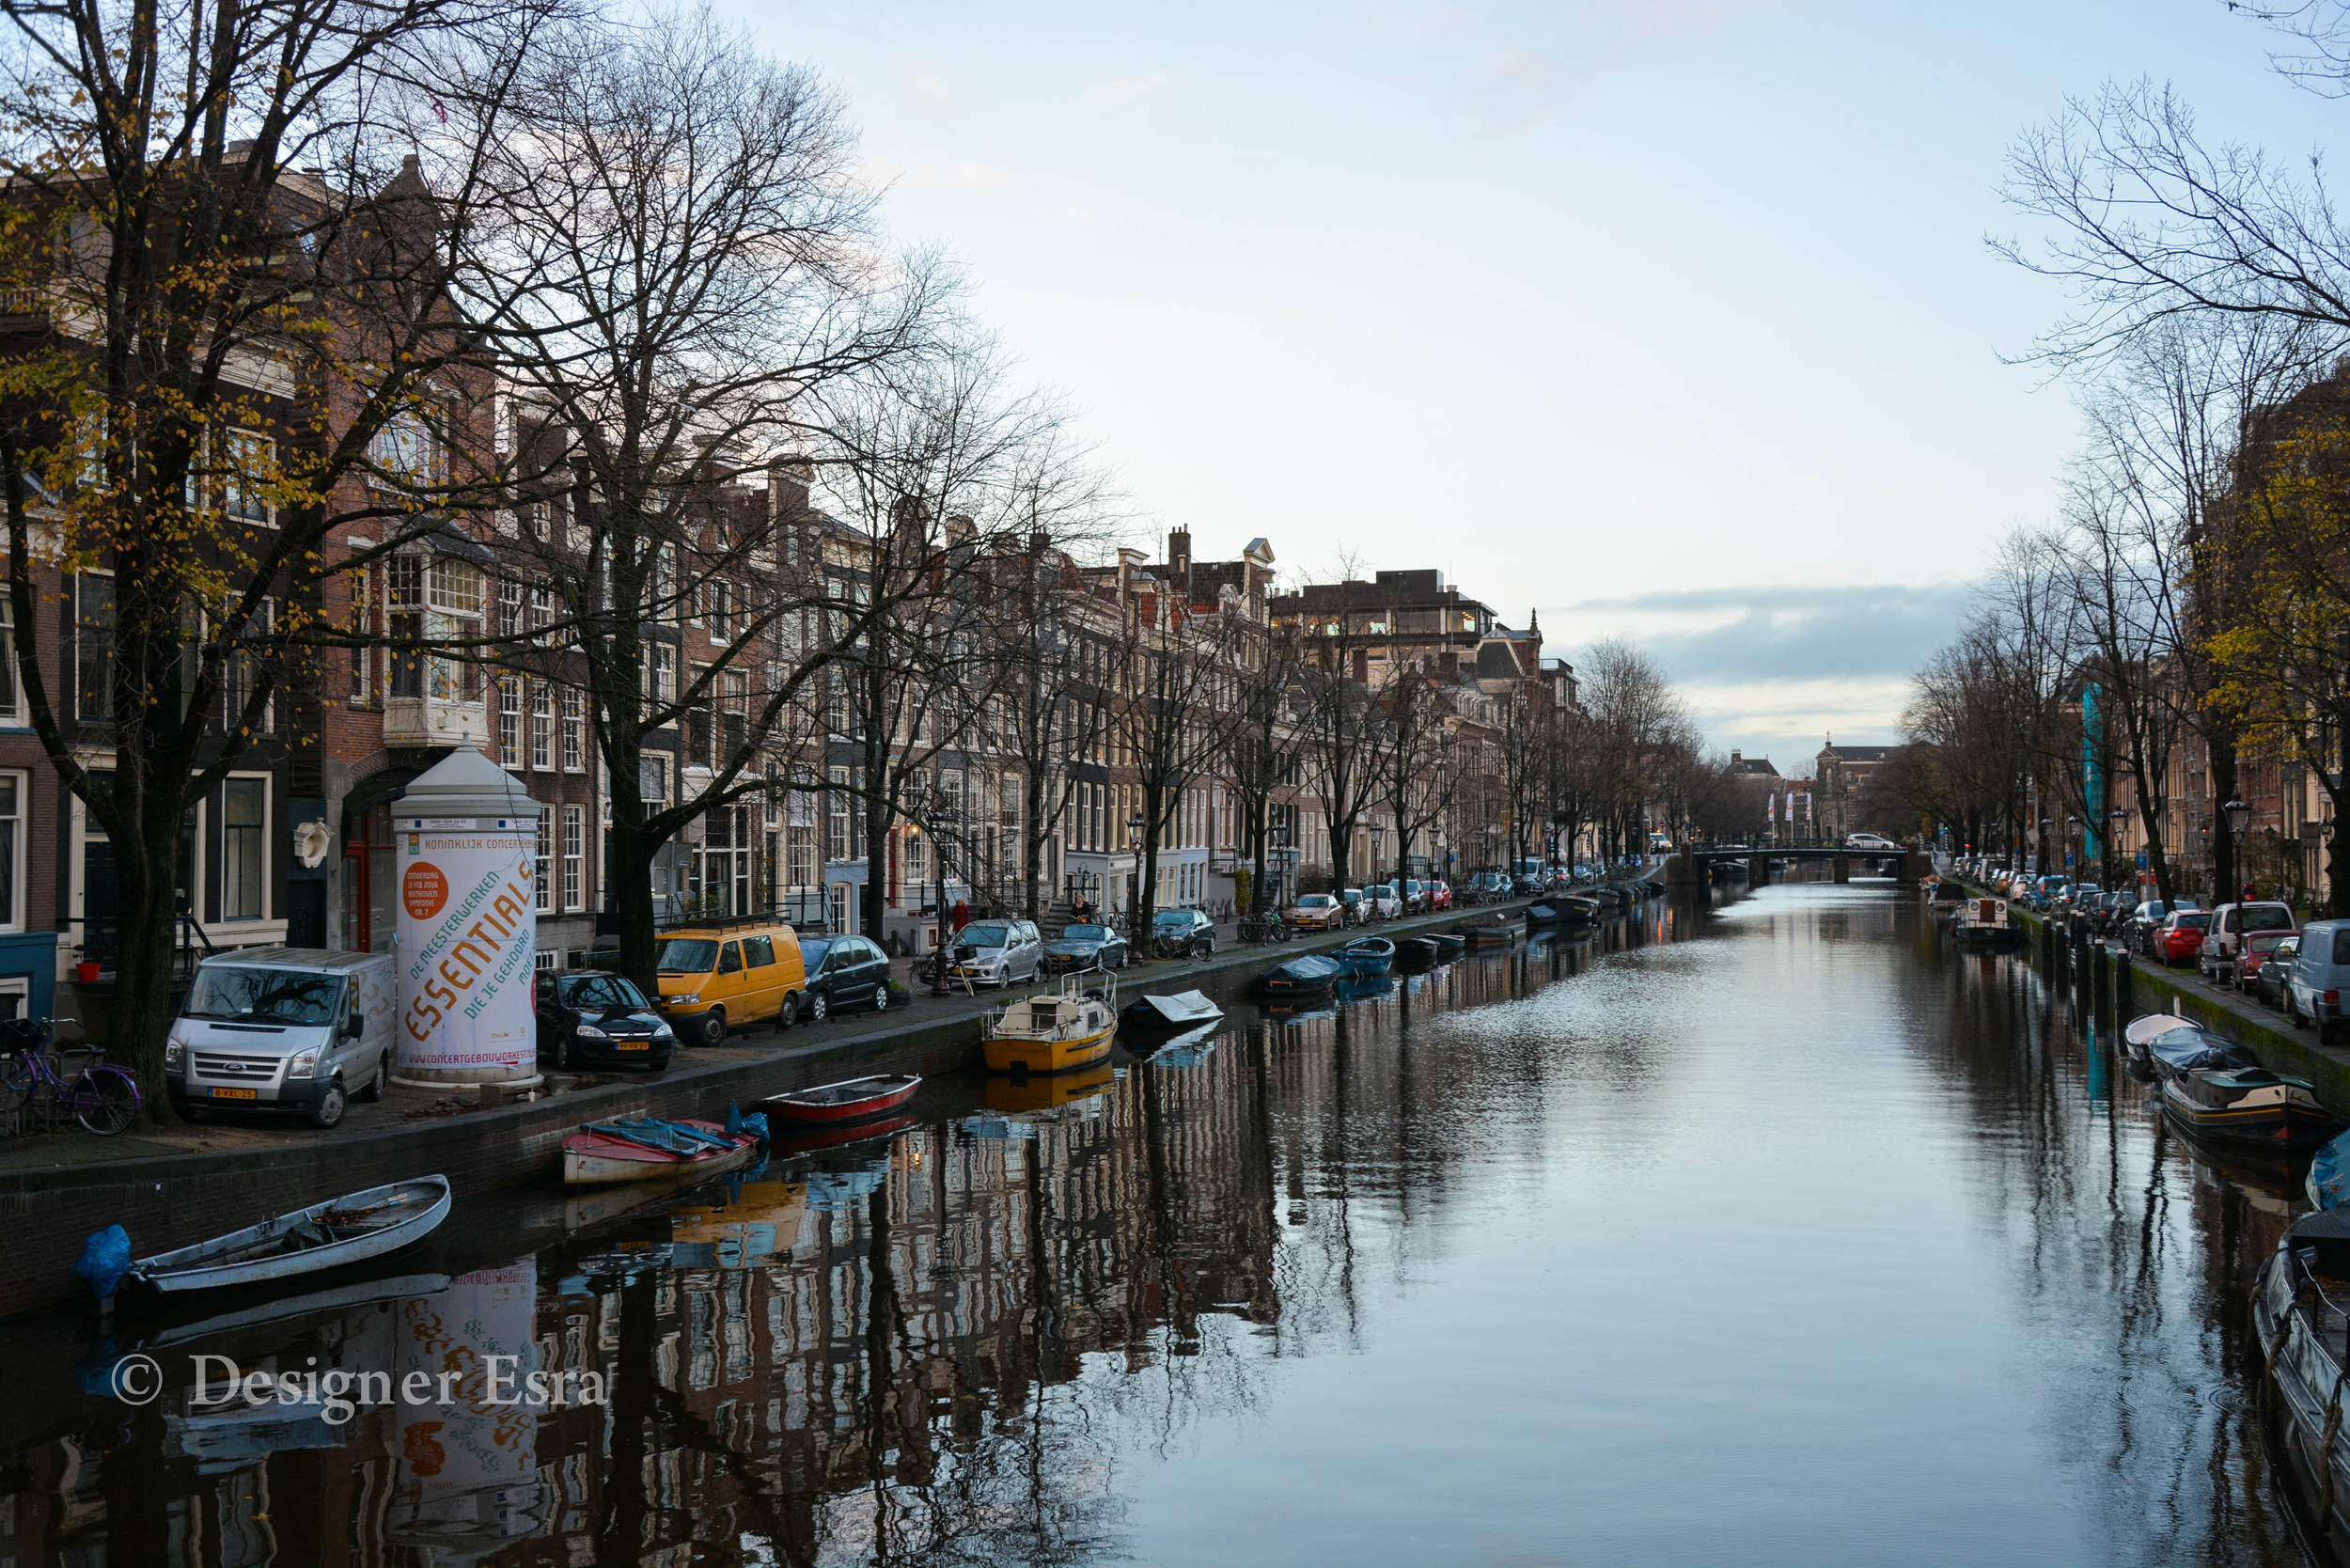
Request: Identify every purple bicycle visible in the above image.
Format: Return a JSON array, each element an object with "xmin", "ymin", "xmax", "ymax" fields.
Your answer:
[{"xmin": 0, "ymin": 1016, "xmax": 141, "ymax": 1136}]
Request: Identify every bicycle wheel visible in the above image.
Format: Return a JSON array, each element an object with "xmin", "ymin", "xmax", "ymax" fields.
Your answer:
[
  {"xmin": 0, "ymin": 1050, "xmax": 32, "ymax": 1116},
  {"xmin": 73, "ymin": 1066, "xmax": 141, "ymax": 1136}
]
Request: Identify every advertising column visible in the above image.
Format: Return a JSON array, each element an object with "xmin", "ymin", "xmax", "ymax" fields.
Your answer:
[{"xmin": 393, "ymin": 746, "xmax": 544, "ymax": 1090}]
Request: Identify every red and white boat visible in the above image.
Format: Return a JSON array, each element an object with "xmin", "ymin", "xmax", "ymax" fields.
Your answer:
[
  {"xmin": 561, "ymin": 1119, "xmax": 762, "ymax": 1187},
  {"xmin": 760, "ymin": 1074, "xmax": 922, "ymax": 1124}
]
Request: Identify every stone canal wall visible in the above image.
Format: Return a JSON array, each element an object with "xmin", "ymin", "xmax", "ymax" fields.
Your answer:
[
  {"xmin": 0, "ymin": 900, "xmax": 1532, "ymax": 1322},
  {"xmin": 2000, "ymin": 898, "xmax": 2350, "ymax": 1108}
]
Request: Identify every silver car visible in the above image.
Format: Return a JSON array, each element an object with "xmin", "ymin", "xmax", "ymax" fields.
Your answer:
[{"xmin": 948, "ymin": 918, "xmax": 1045, "ymax": 988}]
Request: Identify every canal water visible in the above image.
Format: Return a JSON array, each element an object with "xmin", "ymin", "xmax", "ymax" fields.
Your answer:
[{"xmin": 0, "ymin": 881, "xmax": 2319, "ymax": 1565}]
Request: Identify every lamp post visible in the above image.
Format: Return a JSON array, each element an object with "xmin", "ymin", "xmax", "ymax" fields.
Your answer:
[
  {"xmin": 1371, "ymin": 823, "xmax": 1385, "ymax": 888},
  {"xmin": 1269, "ymin": 821, "xmax": 1290, "ymax": 911},
  {"xmin": 1128, "ymin": 811, "xmax": 1147, "ymax": 956},
  {"xmin": 2109, "ymin": 807, "xmax": 2130, "ymax": 893},
  {"xmin": 2224, "ymin": 795, "xmax": 2251, "ymax": 902},
  {"xmin": 925, "ymin": 805, "xmax": 951, "ymax": 996}
]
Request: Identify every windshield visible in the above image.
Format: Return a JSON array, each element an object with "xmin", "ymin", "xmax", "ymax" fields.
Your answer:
[
  {"xmin": 185, "ymin": 967, "xmax": 345, "ymax": 1027},
  {"xmin": 1153, "ymin": 910, "xmax": 1191, "ymax": 928},
  {"xmin": 2242, "ymin": 905, "xmax": 2295, "ymax": 933},
  {"xmin": 656, "ymin": 938, "xmax": 718, "ymax": 973},
  {"xmin": 557, "ymin": 974, "xmax": 650, "ymax": 1011},
  {"xmin": 963, "ymin": 923, "xmax": 1012, "ymax": 949},
  {"xmin": 1297, "ymin": 895, "xmax": 1334, "ymax": 908},
  {"xmin": 799, "ymin": 937, "xmax": 831, "ymax": 970},
  {"xmin": 1061, "ymin": 924, "xmax": 1111, "ymax": 942}
]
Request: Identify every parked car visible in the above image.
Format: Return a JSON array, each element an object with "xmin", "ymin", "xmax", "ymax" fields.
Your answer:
[
  {"xmin": 2127, "ymin": 901, "xmax": 2197, "ymax": 957},
  {"xmin": 2290, "ymin": 921, "xmax": 2350, "ymax": 1042},
  {"xmin": 1291, "ymin": 893, "xmax": 1346, "ymax": 932},
  {"xmin": 1402, "ymin": 879, "xmax": 1428, "ymax": 914},
  {"xmin": 1466, "ymin": 871, "xmax": 1510, "ymax": 901},
  {"xmin": 536, "ymin": 970, "xmax": 675, "ymax": 1071},
  {"xmin": 2234, "ymin": 928, "xmax": 2299, "ymax": 994},
  {"xmin": 1846, "ymin": 832, "xmax": 1898, "ymax": 851},
  {"xmin": 165, "ymin": 948, "xmax": 397, "ymax": 1129},
  {"xmin": 1510, "ymin": 874, "xmax": 1544, "ymax": 898},
  {"xmin": 947, "ymin": 918, "xmax": 1047, "ymax": 988},
  {"xmin": 1043, "ymin": 921, "xmax": 1128, "ymax": 973},
  {"xmin": 1152, "ymin": 907, "xmax": 1217, "ymax": 959},
  {"xmin": 1338, "ymin": 888, "xmax": 1369, "ymax": 926},
  {"xmin": 653, "ymin": 919, "xmax": 807, "ymax": 1046},
  {"xmin": 1427, "ymin": 879, "xmax": 1454, "ymax": 911},
  {"xmin": 796, "ymin": 933, "xmax": 895, "ymax": 1022},
  {"xmin": 2199, "ymin": 902, "xmax": 2297, "ymax": 980},
  {"xmin": 2153, "ymin": 909, "xmax": 2215, "ymax": 966},
  {"xmin": 2259, "ymin": 936, "xmax": 2301, "ymax": 1007},
  {"xmin": 1367, "ymin": 884, "xmax": 1403, "ymax": 919}
]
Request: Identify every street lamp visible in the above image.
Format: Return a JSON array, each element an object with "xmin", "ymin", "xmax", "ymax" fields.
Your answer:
[
  {"xmin": 1268, "ymin": 821, "xmax": 1290, "ymax": 911},
  {"xmin": 1371, "ymin": 823, "xmax": 1385, "ymax": 886},
  {"xmin": 1128, "ymin": 811, "xmax": 1148, "ymax": 954},
  {"xmin": 2223, "ymin": 795, "xmax": 2251, "ymax": 901},
  {"xmin": 925, "ymin": 805, "xmax": 952, "ymax": 996}
]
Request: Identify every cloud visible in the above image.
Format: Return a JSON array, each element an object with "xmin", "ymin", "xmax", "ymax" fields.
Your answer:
[
  {"xmin": 885, "ymin": 159, "xmax": 1024, "ymax": 195},
  {"xmin": 1548, "ymin": 582, "xmax": 1975, "ymax": 685},
  {"xmin": 1046, "ymin": 204, "xmax": 1097, "ymax": 226},
  {"xmin": 901, "ymin": 61, "xmax": 954, "ymax": 114},
  {"xmin": 1079, "ymin": 71, "xmax": 1173, "ymax": 105}
]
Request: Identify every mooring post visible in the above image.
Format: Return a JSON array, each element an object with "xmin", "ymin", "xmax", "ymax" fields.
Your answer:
[{"xmin": 2114, "ymin": 947, "xmax": 2132, "ymax": 1016}]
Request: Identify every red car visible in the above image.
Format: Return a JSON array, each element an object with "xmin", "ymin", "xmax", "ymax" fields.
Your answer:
[
  {"xmin": 1427, "ymin": 880, "xmax": 1454, "ymax": 911},
  {"xmin": 2234, "ymin": 928, "xmax": 2299, "ymax": 992},
  {"xmin": 2154, "ymin": 909, "xmax": 2214, "ymax": 965}
]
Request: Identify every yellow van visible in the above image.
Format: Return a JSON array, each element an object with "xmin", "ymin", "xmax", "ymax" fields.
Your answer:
[{"xmin": 653, "ymin": 920, "xmax": 807, "ymax": 1046}]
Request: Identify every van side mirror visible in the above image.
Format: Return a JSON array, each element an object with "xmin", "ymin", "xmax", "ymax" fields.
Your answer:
[{"xmin": 342, "ymin": 1012, "xmax": 364, "ymax": 1039}]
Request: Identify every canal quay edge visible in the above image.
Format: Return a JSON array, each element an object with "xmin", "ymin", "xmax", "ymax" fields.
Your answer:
[
  {"xmin": 1973, "ymin": 883, "xmax": 2350, "ymax": 1107},
  {"xmin": 0, "ymin": 900, "xmax": 1531, "ymax": 1323}
]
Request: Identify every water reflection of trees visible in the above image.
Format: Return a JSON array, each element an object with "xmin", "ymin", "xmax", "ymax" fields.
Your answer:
[{"xmin": 1912, "ymin": 934, "xmax": 2303, "ymax": 1567}]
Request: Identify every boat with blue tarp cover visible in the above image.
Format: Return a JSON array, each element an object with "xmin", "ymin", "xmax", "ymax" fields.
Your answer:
[
  {"xmin": 1260, "ymin": 954, "xmax": 1341, "ymax": 996},
  {"xmin": 2122, "ymin": 1011, "xmax": 2254, "ymax": 1080},
  {"xmin": 2311, "ymin": 1127, "xmax": 2350, "ymax": 1209}
]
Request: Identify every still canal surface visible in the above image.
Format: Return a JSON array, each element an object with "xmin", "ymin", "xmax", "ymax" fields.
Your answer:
[{"xmin": 0, "ymin": 881, "xmax": 2321, "ymax": 1566}]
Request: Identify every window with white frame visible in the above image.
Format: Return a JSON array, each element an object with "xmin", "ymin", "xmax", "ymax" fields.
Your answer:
[
  {"xmin": 562, "ymin": 688, "xmax": 585, "ymax": 771},
  {"xmin": 221, "ymin": 430, "xmax": 274, "ymax": 525},
  {"xmin": 530, "ymin": 682, "xmax": 553, "ymax": 771},
  {"xmin": 562, "ymin": 805, "xmax": 584, "ymax": 911},
  {"xmin": 497, "ymin": 679, "xmax": 521, "ymax": 765},
  {"xmin": 535, "ymin": 811, "xmax": 553, "ymax": 912},
  {"xmin": 827, "ymin": 767, "xmax": 851, "ymax": 862},
  {"xmin": 370, "ymin": 410, "xmax": 447, "ymax": 488},
  {"xmin": 0, "ymin": 773, "xmax": 23, "ymax": 929},
  {"xmin": 0, "ymin": 588, "xmax": 20, "ymax": 724},
  {"xmin": 223, "ymin": 776, "xmax": 266, "ymax": 919}
]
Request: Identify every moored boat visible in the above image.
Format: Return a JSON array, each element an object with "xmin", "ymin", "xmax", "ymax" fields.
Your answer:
[
  {"xmin": 1525, "ymin": 903, "xmax": 1561, "ymax": 925},
  {"xmin": 770, "ymin": 1111, "xmax": 920, "ymax": 1157},
  {"xmin": 127, "ymin": 1175, "xmax": 452, "ymax": 1294},
  {"xmin": 1463, "ymin": 920, "xmax": 1521, "ymax": 948},
  {"xmin": 1397, "ymin": 935, "xmax": 1442, "ymax": 966},
  {"xmin": 2311, "ymin": 1126, "xmax": 2350, "ymax": 1210},
  {"xmin": 2159, "ymin": 1066, "xmax": 2340, "ymax": 1148},
  {"xmin": 2122, "ymin": 1013, "xmax": 2250, "ymax": 1079},
  {"xmin": 1121, "ymin": 988, "xmax": 1224, "ymax": 1030},
  {"xmin": 2252, "ymin": 1210, "xmax": 2350, "ymax": 1535},
  {"xmin": 1260, "ymin": 954, "xmax": 1341, "ymax": 996},
  {"xmin": 1951, "ymin": 896, "xmax": 2026, "ymax": 949},
  {"xmin": 563, "ymin": 1120, "xmax": 761, "ymax": 1187},
  {"xmin": 1334, "ymin": 936, "xmax": 1396, "ymax": 975},
  {"xmin": 1428, "ymin": 932, "xmax": 1467, "ymax": 958},
  {"xmin": 760, "ymin": 1074, "xmax": 922, "ymax": 1124},
  {"xmin": 982, "ymin": 972, "xmax": 1119, "ymax": 1074}
]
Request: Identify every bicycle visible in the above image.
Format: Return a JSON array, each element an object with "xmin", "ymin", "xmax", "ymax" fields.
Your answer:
[{"xmin": 0, "ymin": 1017, "xmax": 141, "ymax": 1137}]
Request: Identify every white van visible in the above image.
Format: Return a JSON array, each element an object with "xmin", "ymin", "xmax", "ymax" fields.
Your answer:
[{"xmin": 164, "ymin": 948, "xmax": 397, "ymax": 1129}]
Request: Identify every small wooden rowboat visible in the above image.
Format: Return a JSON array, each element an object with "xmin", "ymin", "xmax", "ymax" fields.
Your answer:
[
  {"xmin": 127, "ymin": 1175, "xmax": 452, "ymax": 1294},
  {"xmin": 563, "ymin": 1119, "xmax": 761, "ymax": 1186},
  {"xmin": 1334, "ymin": 937, "xmax": 1396, "ymax": 975},
  {"xmin": 761, "ymin": 1074, "xmax": 922, "ymax": 1124},
  {"xmin": 984, "ymin": 973, "xmax": 1119, "ymax": 1074}
]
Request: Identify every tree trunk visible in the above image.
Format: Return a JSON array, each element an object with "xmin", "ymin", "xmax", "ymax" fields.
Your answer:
[
  {"xmin": 2212, "ymin": 736, "xmax": 2240, "ymax": 907},
  {"xmin": 606, "ymin": 815, "xmax": 662, "ymax": 996},
  {"xmin": 107, "ymin": 808, "xmax": 183, "ymax": 1120}
]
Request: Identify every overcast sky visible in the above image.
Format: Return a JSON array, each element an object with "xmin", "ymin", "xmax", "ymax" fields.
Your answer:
[{"xmin": 719, "ymin": 0, "xmax": 2340, "ymax": 770}]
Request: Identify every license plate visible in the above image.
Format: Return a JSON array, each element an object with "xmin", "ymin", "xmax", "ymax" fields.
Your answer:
[
  {"xmin": 616, "ymin": 1042, "xmax": 648, "ymax": 1051},
  {"xmin": 209, "ymin": 1087, "xmax": 258, "ymax": 1100}
]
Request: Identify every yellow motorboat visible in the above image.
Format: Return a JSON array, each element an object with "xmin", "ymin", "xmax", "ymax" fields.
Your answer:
[{"xmin": 982, "ymin": 972, "xmax": 1118, "ymax": 1074}]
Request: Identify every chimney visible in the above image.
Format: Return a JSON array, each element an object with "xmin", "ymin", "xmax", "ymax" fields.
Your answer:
[
  {"xmin": 1168, "ymin": 527, "xmax": 1192, "ymax": 591},
  {"xmin": 1117, "ymin": 546, "xmax": 1145, "ymax": 605}
]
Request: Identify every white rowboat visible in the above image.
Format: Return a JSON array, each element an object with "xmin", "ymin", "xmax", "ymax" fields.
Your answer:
[{"xmin": 127, "ymin": 1176, "xmax": 452, "ymax": 1294}]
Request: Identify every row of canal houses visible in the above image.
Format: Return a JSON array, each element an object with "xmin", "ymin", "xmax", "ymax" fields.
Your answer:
[{"xmin": 0, "ymin": 191, "xmax": 1574, "ymax": 1026}]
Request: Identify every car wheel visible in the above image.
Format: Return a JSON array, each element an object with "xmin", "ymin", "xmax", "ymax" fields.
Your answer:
[
  {"xmin": 807, "ymin": 992, "xmax": 829, "ymax": 1025},
  {"xmin": 556, "ymin": 1032, "xmax": 575, "ymax": 1070},
  {"xmin": 698, "ymin": 1009, "xmax": 727, "ymax": 1048},
  {"xmin": 356, "ymin": 1051, "xmax": 388, "ymax": 1102},
  {"xmin": 310, "ymin": 1081, "xmax": 347, "ymax": 1131},
  {"xmin": 2293, "ymin": 996, "xmax": 2309, "ymax": 1029},
  {"xmin": 774, "ymin": 996, "xmax": 793, "ymax": 1032},
  {"xmin": 872, "ymin": 982, "xmax": 891, "ymax": 1013}
]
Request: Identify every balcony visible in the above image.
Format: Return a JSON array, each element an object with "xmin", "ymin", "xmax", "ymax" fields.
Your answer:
[{"xmin": 385, "ymin": 694, "xmax": 488, "ymax": 748}]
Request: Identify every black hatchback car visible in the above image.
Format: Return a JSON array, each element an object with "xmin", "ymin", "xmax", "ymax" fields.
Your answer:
[
  {"xmin": 1043, "ymin": 921, "xmax": 1129, "ymax": 973},
  {"xmin": 536, "ymin": 970, "xmax": 676, "ymax": 1071},
  {"xmin": 798, "ymin": 933, "xmax": 896, "ymax": 1023},
  {"xmin": 1151, "ymin": 907, "xmax": 1216, "ymax": 959}
]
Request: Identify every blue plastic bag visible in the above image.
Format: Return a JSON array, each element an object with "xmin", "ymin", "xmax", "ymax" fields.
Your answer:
[{"xmin": 74, "ymin": 1224, "xmax": 131, "ymax": 1303}]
